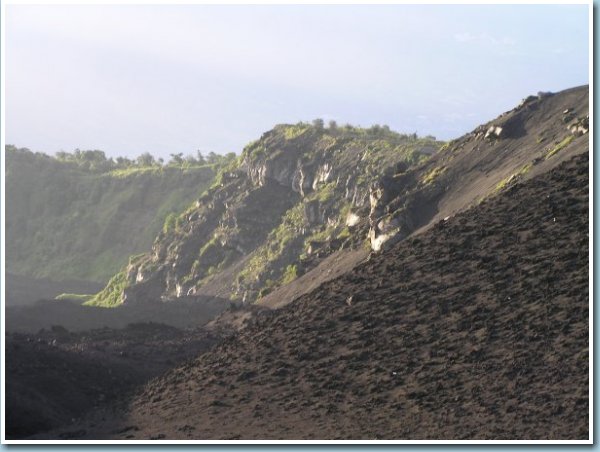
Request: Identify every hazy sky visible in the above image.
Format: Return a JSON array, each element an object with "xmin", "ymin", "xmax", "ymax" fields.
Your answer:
[{"xmin": 6, "ymin": 4, "xmax": 589, "ymax": 159}]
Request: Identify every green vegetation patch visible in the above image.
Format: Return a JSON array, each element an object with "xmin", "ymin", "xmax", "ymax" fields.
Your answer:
[
  {"xmin": 494, "ymin": 163, "xmax": 533, "ymax": 194},
  {"xmin": 107, "ymin": 166, "xmax": 162, "ymax": 178},
  {"xmin": 304, "ymin": 225, "xmax": 335, "ymax": 245},
  {"xmin": 86, "ymin": 254, "xmax": 148, "ymax": 307},
  {"xmin": 163, "ymin": 212, "xmax": 178, "ymax": 235},
  {"xmin": 314, "ymin": 182, "xmax": 336, "ymax": 202},
  {"xmin": 236, "ymin": 203, "xmax": 307, "ymax": 290},
  {"xmin": 85, "ymin": 270, "xmax": 128, "ymax": 307},
  {"xmin": 283, "ymin": 124, "xmax": 311, "ymax": 140},
  {"xmin": 55, "ymin": 293, "xmax": 94, "ymax": 303},
  {"xmin": 280, "ymin": 264, "xmax": 298, "ymax": 285},
  {"xmin": 546, "ymin": 135, "xmax": 575, "ymax": 159},
  {"xmin": 336, "ymin": 226, "xmax": 351, "ymax": 240},
  {"xmin": 439, "ymin": 142, "xmax": 452, "ymax": 152},
  {"xmin": 421, "ymin": 165, "xmax": 447, "ymax": 185}
]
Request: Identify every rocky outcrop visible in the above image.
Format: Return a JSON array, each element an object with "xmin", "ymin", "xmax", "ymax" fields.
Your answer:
[{"xmin": 568, "ymin": 115, "xmax": 589, "ymax": 136}]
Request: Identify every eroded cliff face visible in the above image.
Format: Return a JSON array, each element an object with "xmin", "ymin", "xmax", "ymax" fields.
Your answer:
[{"xmin": 93, "ymin": 124, "xmax": 440, "ymax": 306}]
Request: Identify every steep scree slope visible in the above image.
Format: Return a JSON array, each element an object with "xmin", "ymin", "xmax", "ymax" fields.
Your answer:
[
  {"xmin": 67, "ymin": 152, "xmax": 588, "ymax": 440},
  {"xmin": 366, "ymin": 85, "xmax": 588, "ymax": 251}
]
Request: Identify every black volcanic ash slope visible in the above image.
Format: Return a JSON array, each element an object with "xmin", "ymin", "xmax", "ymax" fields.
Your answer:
[{"xmin": 72, "ymin": 152, "xmax": 588, "ymax": 440}]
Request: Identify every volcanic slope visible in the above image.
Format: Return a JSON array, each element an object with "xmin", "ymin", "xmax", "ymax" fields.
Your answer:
[{"xmin": 65, "ymin": 152, "xmax": 588, "ymax": 440}]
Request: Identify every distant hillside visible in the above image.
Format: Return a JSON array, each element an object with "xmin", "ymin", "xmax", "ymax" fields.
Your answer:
[
  {"xmin": 91, "ymin": 123, "xmax": 441, "ymax": 307},
  {"xmin": 5, "ymin": 147, "xmax": 221, "ymax": 284}
]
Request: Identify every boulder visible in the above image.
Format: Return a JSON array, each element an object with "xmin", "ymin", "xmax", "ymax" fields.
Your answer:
[
  {"xmin": 484, "ymin": 126, "xmax": 504, "ymax": 140},
  {"xmin": 345, "ymin": 212, "xmax": 361, "ymax": 228}
]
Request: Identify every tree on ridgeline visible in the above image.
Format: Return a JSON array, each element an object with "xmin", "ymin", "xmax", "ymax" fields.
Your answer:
[
  {"xmin": 137, "ymin": 152, "xmax": 156, "ymax": 167},
  {"xmin": 169, "ymin": 153, "xmax": 184, "ymax": 166}
]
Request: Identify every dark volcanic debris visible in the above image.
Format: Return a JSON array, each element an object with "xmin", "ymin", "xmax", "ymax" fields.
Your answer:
[{"xmin": 69, "ymin": 152, "xmax": 588, "ymax": 441}]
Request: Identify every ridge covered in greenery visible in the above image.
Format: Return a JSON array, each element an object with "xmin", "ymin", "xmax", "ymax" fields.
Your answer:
[{"xmin": 90, "ymin": 121, "xmax": 442, "ymax": 307}]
